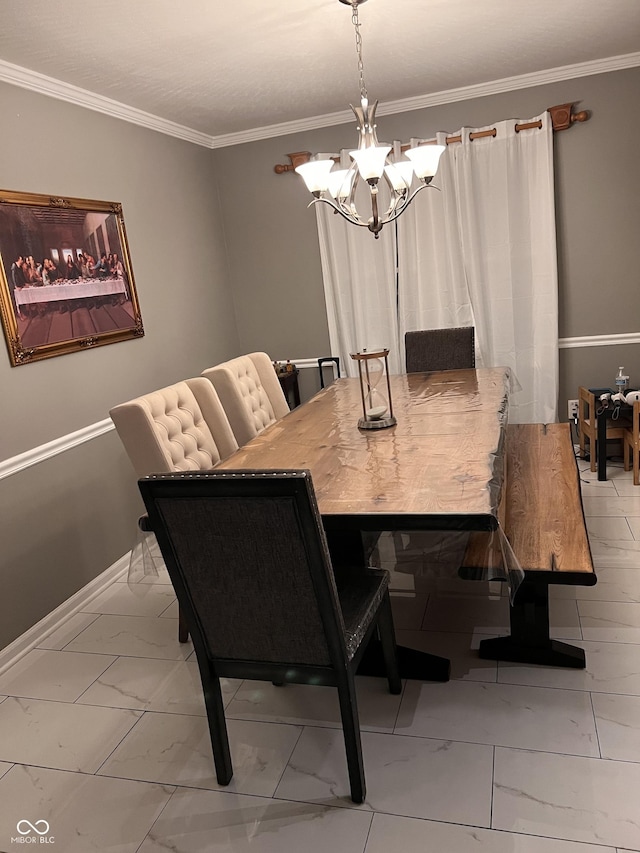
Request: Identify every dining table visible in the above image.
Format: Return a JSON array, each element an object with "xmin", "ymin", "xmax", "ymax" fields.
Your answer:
[{"xmin": 218, "ymin": 366, "xmax": 512, "ymax": 681}]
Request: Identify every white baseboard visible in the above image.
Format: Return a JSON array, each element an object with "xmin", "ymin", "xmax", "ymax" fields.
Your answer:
[{"xmin": 0, "ymin": 552, "xmax": 130, "ymax": 677}]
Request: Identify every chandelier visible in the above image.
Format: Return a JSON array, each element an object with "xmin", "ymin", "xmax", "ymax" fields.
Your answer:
[{"xmin": 295, "ymin": 0, "xmax": 445, "ymax": 238}]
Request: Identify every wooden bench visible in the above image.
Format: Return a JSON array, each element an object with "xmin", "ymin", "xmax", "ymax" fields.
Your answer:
[{"xmin": 462, "ymin": 422, "xmax": 596, "ymax": 669}]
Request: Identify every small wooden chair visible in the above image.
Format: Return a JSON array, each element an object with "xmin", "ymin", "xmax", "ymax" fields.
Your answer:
[
  {"xmin": 578, "ymin": 386, "xmax": 628, "ymax": 473},
  {"xmin": 623, "ymin": 401, "xmax": 640, "ymax": 485}
]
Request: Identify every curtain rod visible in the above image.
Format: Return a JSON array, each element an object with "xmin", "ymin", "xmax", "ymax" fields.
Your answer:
[{"xmin": 274, "ymin": 102, "xmax": 589, "ymax": 174}]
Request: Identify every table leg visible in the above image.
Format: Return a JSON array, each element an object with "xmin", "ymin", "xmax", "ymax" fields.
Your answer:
[
  {"xmin": 326, "ymin": 528, "xmax": 451, "ymax": 682},
  {"xmin": 357, "ymin": 637, "xmax": 451, "ymax": 682},
  {"xmin": 597, "ymin": 406, "xmax": 608, "ymax": 481},
  {"xmin": 326, "ymin": 528, "xmax": 368, "ymax": 567}
]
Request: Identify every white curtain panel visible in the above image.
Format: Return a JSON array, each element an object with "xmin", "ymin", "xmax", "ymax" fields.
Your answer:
[
  {"xmin": 453, "ymin": 113, "xmax": 558, "ymax": 423},
  {"xmin": 316, "ymin": 167, "xmax": 401, "ymax": 377},
  {"xmin": 399, "ymin": 113, "xmax": 558, "ymax": 423},
  {"xmin": 397, "ymin": 132, "xmax": 477, "ymax": 369}
]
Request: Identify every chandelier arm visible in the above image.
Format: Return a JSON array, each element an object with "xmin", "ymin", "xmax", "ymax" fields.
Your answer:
[
  {"xmin": 384, "ymin": 194, "xmax": 406, "ymax": 220},
  {"xmin": 310, "ymin": 183, "xmax": 441, "ymax": 226},
  {"xmin": 307, "ymin": 196, "xmax": 373, "ymax": 227},
  {"xmin": 306, "ymin": 184, "xmax": 441, "ymax": 233},
  {"xmin": 333, "ymin": 163, "xmax": 364, "ymax": 221},
  {"xmin": 303, "ymin": 177, "xmax": 440, "ymax": 230},
  {"xmin": 380, "ymin": 169, "xmax": 409, "ymax": 219},
  {"xmin": 375, "ymin": 183, "xmax": 441, "ymax": 227}
]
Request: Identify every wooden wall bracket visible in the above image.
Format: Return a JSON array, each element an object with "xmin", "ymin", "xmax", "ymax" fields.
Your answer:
[
  {"xmin": 548, "ymin": 102, "xmax": 590, "ymax": 131},
  {"xmin": 274, "ymin": 151, "xmax": 312, "ymax": 174}
]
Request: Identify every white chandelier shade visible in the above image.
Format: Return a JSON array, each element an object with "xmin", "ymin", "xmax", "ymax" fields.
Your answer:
[
  {"xmin": 349, "ymin": 143, "xmax": 391, "ymax": 182},
  {"xmin": 295, "ymin": 159, "xmax": 335, "ymax": 194},
  {"xmin": 405, "ymin": 145, "xmax": 447, "ymax": 179},
  {"xmin": 327, "ymin": 169, "xmax": 352, "ymax": 199},
  {"xmin": 384, "ymin": 160, "xmax": 415, "ymax": 192}
]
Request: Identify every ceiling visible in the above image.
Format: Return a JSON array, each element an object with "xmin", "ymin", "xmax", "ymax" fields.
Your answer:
[{"xmin": 0, "ymin": 0, "xmax": 639, "ymax": 144}]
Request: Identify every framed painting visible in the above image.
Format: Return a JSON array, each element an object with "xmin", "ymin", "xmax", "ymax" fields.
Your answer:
[{"xmin": 0, "ymin": 189, "xmax": 144, "ymax": 366}]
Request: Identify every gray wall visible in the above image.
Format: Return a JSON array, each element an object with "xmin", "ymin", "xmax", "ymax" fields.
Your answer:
[
  {"xmin": 214, "ymin": 66, "xmax": 640, "ymax": 408},
  {"xmin": 0, "ymin": 82, "xmax": 240, "ymax": 648}
]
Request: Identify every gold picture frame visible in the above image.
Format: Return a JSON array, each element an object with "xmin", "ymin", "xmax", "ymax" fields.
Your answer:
[{"xmin": 0, "ymin": 189, "xmax": 144, "ymax": 366}]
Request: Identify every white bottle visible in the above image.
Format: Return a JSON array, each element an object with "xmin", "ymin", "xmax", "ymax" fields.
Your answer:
[{"xmin": 615, "ymin": 366, "xmax": 630, "ymax": 394}]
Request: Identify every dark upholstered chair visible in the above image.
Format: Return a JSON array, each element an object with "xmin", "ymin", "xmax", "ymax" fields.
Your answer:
[
  {"xmin": 405, "ymin": 326, "xmax": 475, "ymax": 373},
  {"xmin": 138, "ymin": 469, "xmax": 401, "ymax": 804}
]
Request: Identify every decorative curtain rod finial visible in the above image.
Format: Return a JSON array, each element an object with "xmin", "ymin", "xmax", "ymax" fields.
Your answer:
[
  {"xmin": 274, "ymin": 152, "xmax": 312, "ymax": 174},
  {"xmin": 548, "ymin": 103, "xmax": 590, "ymax": 132}
]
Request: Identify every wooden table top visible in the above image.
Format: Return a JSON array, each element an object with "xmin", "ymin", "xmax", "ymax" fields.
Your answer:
[{"xmin": 218, "ymin": 367, "xmax": 511, "ymax": 530}]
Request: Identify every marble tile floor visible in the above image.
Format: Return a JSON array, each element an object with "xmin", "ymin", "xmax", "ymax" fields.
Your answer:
[{"xmin": 2, "ymin": 459, "xmax": 640, "ymax": 851}]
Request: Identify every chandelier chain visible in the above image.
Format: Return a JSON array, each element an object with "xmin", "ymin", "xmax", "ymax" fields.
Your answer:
[{"xmin": 351, "ymin": 2, "xmax": 368, "ymax": 101}]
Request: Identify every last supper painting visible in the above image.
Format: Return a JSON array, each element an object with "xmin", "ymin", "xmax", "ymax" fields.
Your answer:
[{"xmin": 0, "ymin": 189, "xmax": 144, "ymax": 366}]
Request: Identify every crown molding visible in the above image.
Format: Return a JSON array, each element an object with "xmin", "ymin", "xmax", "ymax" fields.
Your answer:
[
  {"xmin": 0, "ymin": 59, "xmax": 214, "ymax": 148},
  {"xmin": 210, "ymin": 108, "xmax": 357, "ymax": 148},
  {"xmin": 210, "ymin": 51, "xmax": 640, "ymax": 148},
  {"xmin": 372, "ymin": 52, "xmax": 640, "ymax": 120},
  {"xmin": 1, "ymin": 52, "xmax": 639, "ymax": 150}
]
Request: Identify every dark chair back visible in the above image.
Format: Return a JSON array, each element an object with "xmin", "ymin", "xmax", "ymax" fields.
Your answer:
[
  {"xmin": 405, "ymin": 326, "xmax": 475, "ymax": 373},
  {"xmin": 138, "ymin": 469, "xmax": 347, "ymax": 670}
]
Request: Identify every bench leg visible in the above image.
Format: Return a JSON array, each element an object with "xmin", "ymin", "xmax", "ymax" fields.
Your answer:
[{"xmin": 478, "ymin": 579, "xmax": 586, "ymax": 669}]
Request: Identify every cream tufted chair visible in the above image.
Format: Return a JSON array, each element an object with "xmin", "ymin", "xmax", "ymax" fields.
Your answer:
[
  {"xmin": 110, "ymin": 378, "xmax": 237, "ymax": 478},
  {"xmin": 201, "ymin": 352, "xmax": 290, "ymax": 447},
  {"xmin": 110, "ymin": 377, "xmax": 238, "ymax": 642}
]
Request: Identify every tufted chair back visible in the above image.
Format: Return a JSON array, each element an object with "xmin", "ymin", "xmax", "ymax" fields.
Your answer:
[
  {"xmin": 109, "ymin": 377, "xmax": 238, "ymax": 477},
  {"xmin": 201, "ymin": 352, "xmax": 289, "ymax": 447}
]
